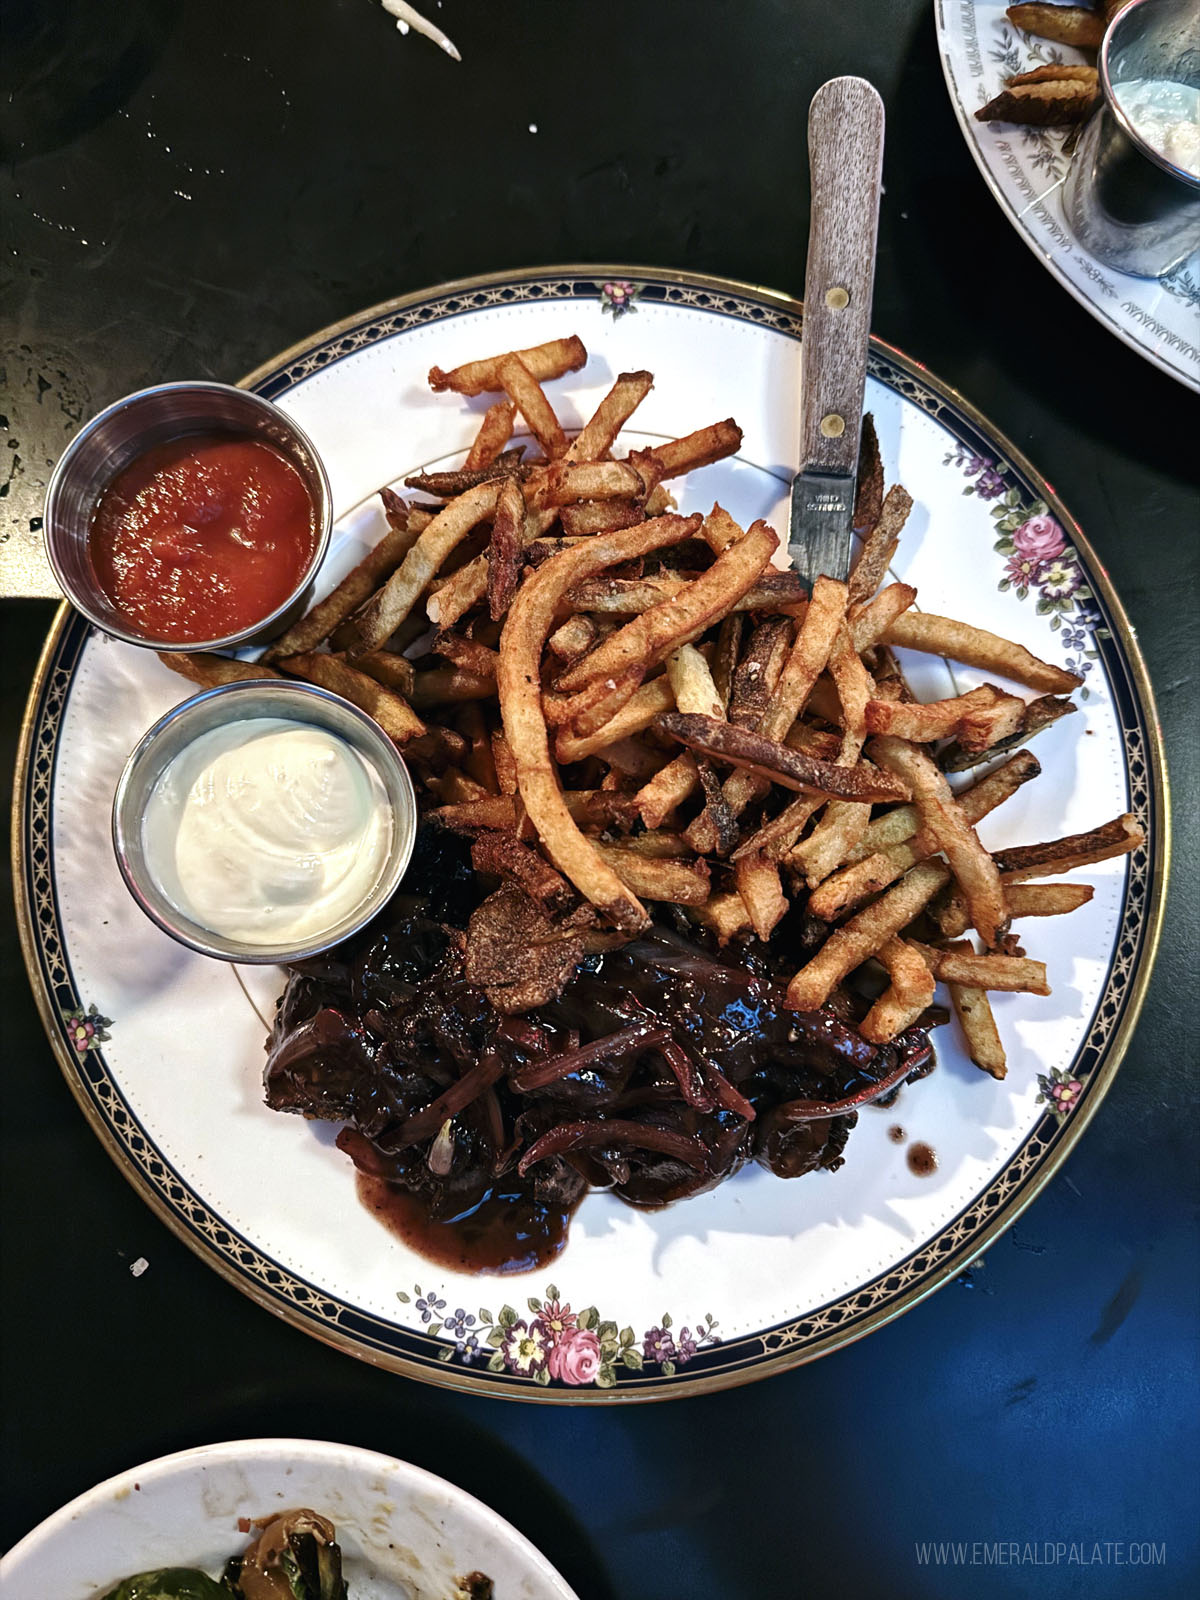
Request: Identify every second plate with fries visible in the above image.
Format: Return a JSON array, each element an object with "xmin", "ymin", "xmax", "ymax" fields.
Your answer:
[{"xmin": 15, "ymin": 267, "xmax": 1166, "ymax": 1399}]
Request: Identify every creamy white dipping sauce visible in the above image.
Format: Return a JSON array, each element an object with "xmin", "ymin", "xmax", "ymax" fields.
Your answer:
[
  {"xmin": 142, "ymin": 717, "xmax": 392, "ymax": 946},
  {"xmin": 1113, "ymin": 77, "xmax": 1200, "ymax": 178}
]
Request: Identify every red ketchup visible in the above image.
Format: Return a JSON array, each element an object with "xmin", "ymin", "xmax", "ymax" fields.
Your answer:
[{"xmin": 89, "ymin": 433, "xmax": 318, "ymax": 642}]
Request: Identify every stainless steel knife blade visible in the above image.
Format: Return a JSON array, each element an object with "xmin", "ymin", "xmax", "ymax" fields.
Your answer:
[{"xmin": 787, "ymin": 470, "xmax": 855, "ymax": 588}]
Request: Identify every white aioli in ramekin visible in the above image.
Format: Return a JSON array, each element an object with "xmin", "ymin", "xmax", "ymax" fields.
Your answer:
[{"xmin": 142, "ymin": 717, "xmax": 392, "ymax": 945}]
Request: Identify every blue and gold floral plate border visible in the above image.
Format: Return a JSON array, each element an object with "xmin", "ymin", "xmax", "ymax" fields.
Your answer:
[{"xmin": 13, "ymin": 268, "xmax": 1169, "ymax": 1400}]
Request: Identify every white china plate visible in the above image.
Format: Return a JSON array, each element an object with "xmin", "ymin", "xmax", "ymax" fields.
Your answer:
[{"xmin": 14, "ymin": 268, "xmax": 1166, "ymax": 1399}]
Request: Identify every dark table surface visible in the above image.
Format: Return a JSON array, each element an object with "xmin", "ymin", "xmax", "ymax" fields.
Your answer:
[{"xmin": 3, "ymin": 2, "xmax": 1198, "ymax": 1595}]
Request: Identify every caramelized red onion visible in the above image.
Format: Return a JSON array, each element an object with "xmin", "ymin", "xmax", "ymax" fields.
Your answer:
[
  {"xmin": 519, "ymin": 1119, "xmax": 708, "ymax": 1174},
  {"xmin": 263, "ymin": 829, "xmax": 939, "ymax": 1269}
]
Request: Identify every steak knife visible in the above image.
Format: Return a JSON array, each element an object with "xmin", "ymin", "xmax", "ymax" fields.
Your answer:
[{"xmin": 788, "ymin": 76, "xmax": 885, "ymax": 585}]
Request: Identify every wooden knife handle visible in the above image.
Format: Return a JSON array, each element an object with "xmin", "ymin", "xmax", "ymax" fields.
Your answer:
[{"xmin": 799, "ymin": 77, "xmax": 885, "ymax": 478}]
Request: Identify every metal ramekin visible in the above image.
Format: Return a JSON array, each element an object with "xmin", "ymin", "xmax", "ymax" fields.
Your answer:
[
  {"xmin": 112, "ymin": 679, "xmax": 417, "ymax": 964},
  {"xmin": 1063, "ymin": 0, "xmax": 1200, "ymax": 277},
  {"xmin": 44, "ymin": 381, "xmax": 333, "ymax": 651}
]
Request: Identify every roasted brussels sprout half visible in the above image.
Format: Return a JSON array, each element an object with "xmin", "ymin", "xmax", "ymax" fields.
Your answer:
[
  {"xmin": 223, "ymin": 1509, "xmax": 348, "ymax": 1600},
  {"xmin": 101, "ymin": 1573, "xmax": 228, "ymax": 1600}
]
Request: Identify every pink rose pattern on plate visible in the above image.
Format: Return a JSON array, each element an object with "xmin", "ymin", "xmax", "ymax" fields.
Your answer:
[
  {"xmin": 401, "ymin": 1281, "xmax": 719, "ymax": 1388},
  {"xmin": 944, "ymin": 442, "xmax": 1110, "ymax": 699}
]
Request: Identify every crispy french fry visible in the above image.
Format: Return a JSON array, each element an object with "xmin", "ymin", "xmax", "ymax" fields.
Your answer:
[
  {"xmin": 491, "ymin": 729, "xmax": 518, "ymax": 794},
  {"xmin": 848, "ymin": 749, "xmax": 1042, "ymax": 865},
  {"xmin": 908, "ymin": 941, "xmax": 1051, "ymax": 996},
  {"xmin": 556, "ymin": 519, "xmax": 778, "ymax": 692},
  {"xmin": 567, "ymin": 370, "xmax": 654, "ymax": 461},
  {"xmin": 854, "ymin": 413, "xmax": 884, "ymax": 535},
  {"xmin": 471, "ymin": 831, "xmax": 575, "ymax": 913},
  {"xmin": 464, "ymin": 399, "xmax": 517, "ymax": 470},
  {"xmin": 556, "ymin": 667, "xmax": 646, "ymax": 740},
  {"xmin": 785, "ymin": 622, "xmax": 875, "ymax": 882},
  {"xmin": 457, "ymin": 701, "xmax": 500, "ymax": 793},
  {"xmin": 559, "ymin": 500, "xmax": 644, "ymax": 536},
  {"xmin": 735, "ymin": 851, "xmax": 789, "ymax": 940},
  {"xmin": 710, "ymin": 612, "xmax": 744, "ymax": 709},
  {"xmin": 263, "ymin": 494, "xmax": 422, "ymax": 661},
  {"xmin": 547, "ymin": 613, "xmax": 598, "ymax": 664},
  {"xmin": 881, "ymin": 611, "xmax": 1083, "ymax": 694},
  {"xmin": 433, "ymin": 631, "xmax": 500, "ymax": 680},
  {"xmin": 699, "ymin": 503, "xmax": 743, "ymax": 554},
  {"xmin": 355, "ymin": 649, "xmax": 416, "ymax": 697},
  {"xmin": 488, "ymin": 476, "xmax": 526, "ymax": 620},
  {"xmin": 497, "ymin": 354, "xmax": 568, "ymax": 459},
  {"xmin": 849, "ymin": 582, "xmax": 918, "ymax": 654},
  {"xmin": 432, "ymin": 795, "xmax": 527, "ymax": 835},
  {"xmin": 277, "ymin": 651, "xmax": 425, "ymax": 742},
  {"xmin": 409, "ymin": 666, "xmax": 496, "ymax": 707},
  {"xmin": 871, "ymin": 736, "xmax": 1008, "ymax": 949},
  {"xmin": 403, "ymin": 455, "xmax": 528, "ymax": 499},
  {"xmin": 791, "ymin": 799, "xmax": 873, "ymax": 885},
  {"xmin": 666, "ymin": 643, "xmax": 724, "ymax": 718},
  {"xmin": 731, "ymin": 793, "xmax": 824, "ymax": 863},
  {"xmin": 943, "ymin": 939, "xmax": 1007, "ymax": 1079},
  {"xmin": 635, "ymin": 752, "xmax": 701, "ymax": 829},
  {"xmin": 849, "ymin": 485, "xmax": 912, "ymax": 605},
  {"xmin": 342, "ymin": 480, "xmax": 502, "ymax": 655},
  {"xmin": 497, "ymin": 514, "xmax": 701, "ymax": 929},
  {"xmin": 658, "ymin": 713, "xmax": 911, "ymax": 803},
  {"xmin": 565, "ymin": 570, "xmax": 807, "ymax": 615},
  {"xmin": 1004, "ymin": 4, "xmax": 1105, "ymax": 49},
  {"xmin": 429, "ymin": 335, "xmax": 587, "ymax": 396},
  {"xmin": 756, "ymin": 576, "xmax": 848, "ymax": 743},
  {"xmin": 785, "ymin": 861, "xmax": 951, "ymax": 1011},
  {"xmin": 689, "ymin": 890, "xmax": 754, "ymax": 945},
  {"xmin": 649, "ymin": 419, "xmax": 743, "ymax": 478},
  {"xmin": 859, "ymin": 937, "xmax": 936, "ymax": 1044},
  {"xmin": 728, "ymin": 618, "xmax": 794, "ymax": 728},
  {"xmin": 992, "ymin": 813, "xmax": 1143, "ymax": 881},
  {"xmin": 865, "ymin": 684, "xmax": 1026, "ymax": 752},
  {"xmin": 596, "ymin": 844, "xmax": 711, "ymax": 906},
  {"xmin": 1009, "ymin": 62, "xmax": 1101, "ymax": 87},
  {"xmin": 941, "ymin": 694, "xmax": 1076, "ymax": 772},
  {"xmin": 976, "ymin": 76, "xmax": 1100, "ymax": 125},
  {"xmin": 555, "ymin": 676, "xmax": 677, "ymax": 763},
  {"xmin": 158, "ymin": 651, "xmax": 282, "ymax": 687},
  {"xmin": 938, "ymin": 879, "xmax": 1095, "ymax": 939}
]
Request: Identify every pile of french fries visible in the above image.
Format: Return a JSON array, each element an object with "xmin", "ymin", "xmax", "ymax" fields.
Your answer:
[
  {"xmin": 162, "ymin": 334, "xmax": 1142, "ymax": 1082},
  {"xmin": 976, "ymin": 3, "xmax": 1132, "ymax": 129}
]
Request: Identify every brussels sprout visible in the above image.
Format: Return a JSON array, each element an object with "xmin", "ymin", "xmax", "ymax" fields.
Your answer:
[
  {"xmin": 100, "ymin": 1572, "xmax": 228, "ymax": 1600},
  {"xmin": 223, "ymin": 1510, "xmax": 348, "ymax": 1600}
]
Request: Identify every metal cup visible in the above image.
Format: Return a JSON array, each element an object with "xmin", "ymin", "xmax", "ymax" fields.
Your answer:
[
  {"xmin": 112, "ymin": 678, "xmax": 418, "ymax": 963},
  {"xmin": 1062, "ymin": 0, "xmax": 1200, "ymax": 278},
  {"xmin": 44, "ymin": 381, "xmax": 332, "ymax": 651}
]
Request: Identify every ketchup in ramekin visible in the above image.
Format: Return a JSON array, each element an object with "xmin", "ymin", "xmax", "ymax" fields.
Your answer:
[{"xmin": 89, "ymin": 433, "xmax": 319, "ymax": 643}]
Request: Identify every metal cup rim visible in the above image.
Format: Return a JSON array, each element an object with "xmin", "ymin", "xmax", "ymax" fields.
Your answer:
[
  {"xmin": 44, "ymin": 380, "xmax": 333, "ymax": 652},
  {"xmin": 111, "ymin": 677, "xmax": 417, "ymax": 964}
]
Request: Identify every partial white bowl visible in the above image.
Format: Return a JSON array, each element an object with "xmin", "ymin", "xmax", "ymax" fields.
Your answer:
[{"xmin": 0, "ymin": 1437, "xmax": 579, "ymax": 1600}]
